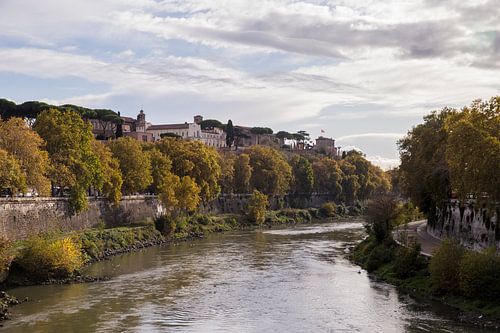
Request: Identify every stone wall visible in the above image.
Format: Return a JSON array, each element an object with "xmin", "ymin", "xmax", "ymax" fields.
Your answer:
[
  {"xmin": 428, "ymin": 200, "xmax": 499, "ymax": 251},
  {"xmin": 0, "ymin": 193, "xmax": 334, "ymax": 241},
  {"xmin": 201, "ymin": 193, "xmax": 335, "ymax": 214},
  {"xmin": 0, "ymin": 196, "xmax": 165, "ymax": 241}
]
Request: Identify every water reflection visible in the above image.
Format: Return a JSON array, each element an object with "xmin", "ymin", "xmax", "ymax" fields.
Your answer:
[{"xmin": 2, "ymin": 219, "xmax": 494, "ymax": 333}]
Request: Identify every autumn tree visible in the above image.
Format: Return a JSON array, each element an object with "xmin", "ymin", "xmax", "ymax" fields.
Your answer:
[
  {"xmin": 0, "ymin": 149, "xmax": 26, "ymax": 194},
  {"xmin": 246, "ymin": 146, "xmax": 292, "ymax": 196},
  {"xmin": 0, "ymin": 117, "xmax": 51, "ymax": 195},
  {"xmin": 155, "ymin": 138, "xmax": 221, "ymax": 202},
  {"xmin": 91, "ymin": 141, "xmax": 123, "ymax": 204},
  {"xmin": 289, "ymin": 155, "xmax": 314, "ymax": 195},
  {"xmin": 218, "ymin": 152, "xmax": 235, "ymax": 194},
  {"xmin": 108, "ymin": 137, "xmax": 152, "ymax": 194},
  {"xmin": 34, "ymin": 108, "xmax": 100, "ymax": 212},
  {"xmin": 312, "ymin": 157, "xmax": 343, "ymax": 200},
  {"xmin": 233, "ymin": 153, "xmax": 252, "ymax": 194},
  {"xmin": 247, "ymin": 189, "xmax": 269, "ymax": 225}
]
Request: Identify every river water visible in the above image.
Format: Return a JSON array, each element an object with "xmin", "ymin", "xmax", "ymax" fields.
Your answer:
[{"xmin": 2, "ymin": 219, "xmax": 495, "ymax": 332}]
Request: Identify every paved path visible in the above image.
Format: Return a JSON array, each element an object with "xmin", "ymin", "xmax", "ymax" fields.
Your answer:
[{"xmin": 392, "ymin": 220, "xmax": 442, "ymax": 257}]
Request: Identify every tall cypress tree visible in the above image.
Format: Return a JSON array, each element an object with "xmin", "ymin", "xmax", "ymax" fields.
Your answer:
[{"xmin": 226, "ymin": 120, "xmax": 234, "ymax": 148}]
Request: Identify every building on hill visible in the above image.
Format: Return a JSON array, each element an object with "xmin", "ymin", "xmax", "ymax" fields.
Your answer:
[
  {"xmin": 233, "ymin": 126, "xmax": 280, "ymax": 148},
  {"xmin": 122, "ymin": 110, "xmax": 154, "ymax": 142},
  {"xmin": 147, "ymin": 114, "xmax": 226, "ymax": 148},
  {"xmin": 314, "ymin": 136, "xmax": 340, "ymax": 158}
]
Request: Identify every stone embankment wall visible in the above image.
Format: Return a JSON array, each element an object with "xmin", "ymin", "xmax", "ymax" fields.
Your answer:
[
  {"xmin": 0, "ymin": 194, "xmax": 333, "ymax": 241},
  {"xmin": 428, "ymin": 200, "xmax": 499, "ymax": 251},
  {"xmin": 0, "ymin": 196, "xmax": 165, "ymax": 241}
]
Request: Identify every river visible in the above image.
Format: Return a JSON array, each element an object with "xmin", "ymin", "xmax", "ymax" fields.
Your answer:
[{"xmin": 2, "ymin": 219, "xmax": 495, "ymax": 332}]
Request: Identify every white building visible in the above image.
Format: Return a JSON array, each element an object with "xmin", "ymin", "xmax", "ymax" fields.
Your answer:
[{"xmin": 147, "ymin": 115, "xmax": 226, "ymax": 148}]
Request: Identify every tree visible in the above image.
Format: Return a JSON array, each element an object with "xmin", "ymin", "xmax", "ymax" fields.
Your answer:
[
  {"xmin": 201, "ymin": 119, "xmax": 223, "ymax": 130},
  {"xmin": 312, "ymin": 157, "xmax": 343, "ymax": 200},
  {"xmin": 290, "ymin": 155, "xmax": 314, "ymax": 195},
  {"xmin": 0, "ymin": 99, "xmax": 17, "ymax": 119},
  {"xmin": 176, "ymin": 176, "xmax": 201, "ymax": 213},
  {"xmin": 226, "ymin": 120, "xmax": 234, "ymax": 147},
  {"xmin": 0, "ymin": 148, "xmax": 26, "ymax": 194},
  {"xmin": 339, "ymin": 160, "xmax": 360, "ymax": 204},
  {"xmin": 233, "ymin": 153, "xmax": 252, "ymax": 193},
  {"xmin": 247, "ymin": 190, "xmax": 268, "ymax": 225},
  {"xmin": 0, "ymin": 117, "xmax": 51, "ymax": 195},
  {"xmin": 34, "ymin": 108, "xmax": 101, "ymax": 212},
  {"xmin": 250, "ymin": 127, "xmax": 273, "ymax": 145},
  {"xmin": 108, "ymin": 137, "xmax": 152, "ymax": 194},
  {"xmin": 399, "ymin": 109, "xmax": 454, "ymax": 216},
  {"xmin": 155, "ymin": 138, "xmax": 221, "ymax": 202},
  {"xmin": 344, "ymin": 152, "xmax": 391, "ymax": 200},
  {"xmin": 366, "ymin": 195, "xmax": 398, "ymax": 243},
  {"xmin": 246, "ymin": 146, "xmax": 292, "ymax": 196},
  {"xmin": 91, "ymin": 141, "xmax": 123, "ymax": 204},
  {"xmin": 444, "ymin": 97, "xmax": 500, "ymax": 201},
  {"xmin": 218, "ymin": 152, "xmax": 235, "ymax": 194}
]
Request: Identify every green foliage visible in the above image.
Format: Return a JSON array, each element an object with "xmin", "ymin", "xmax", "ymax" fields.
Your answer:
[
  {"xmin": 92, "ymin": 141, "xmax": 123, "ymax": 204},
  {"xmin": 444, "ymin": 97, "xmax": 500, "ymax": 201},
  {"xmin": 393, "ymin": 202, "xmax": 425, "ymax": 226},
  {"xmin": 319, "ymin": 202, "xmax": 337, "ymax": 217},
  {"xmin": 246, "ymin": 146, "xmax": 292, "ymax": 196},
  {"xmin": 393, "ymin": 242, "xmax": 426, "ymax": 279},
  {"xmin": 459, "ymin": 247, "xmax": 500, "ymax": 300},
  {"xmin": 247, "ymin": 190, "xmax": 269, "ymax": 225},
  {"xmin": 429, "ymin": 239, "xmax": 464, "ymax": 294},
  {"xmin": 200, "ymin": 119, "xmax": 223, "ymax": 130},
  {"xmin": 290, "ymin": 155, "xmax": 314, "ymax": 194},
  {"xmin": 312, "ymin": 157, "xmax": 343, "ymax": 200},
  {"xmin": 35, "ymin": 108, "xmax": 100, "ymax": 212},
  {"xmin": 250, "ymin": 127, "xmax": 273, "ymax": 135},
  {"xmin": 108, "ymin": 137, "xmax": 152, "ymax": 194},
  {"xmin": 399, "ymin": 108, "xmax": 453, "ymax": 213},
  {"xmin": 233, "ymin": 153, "xmax": 252, "ymax": 193},
  {"xmin": 15, "ymin": 236, "xmax": 84, "ymax": 279},
  {"xmin": 78, "ymin": 226, "xmax": 163, "ymax": 261},
  {"xmin": 226, "ymin": 120, "xmax": 234, "ymax": 147}
]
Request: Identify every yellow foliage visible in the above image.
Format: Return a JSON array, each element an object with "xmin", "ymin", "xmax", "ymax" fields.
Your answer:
[{"xmin": 17, "ymin": 236, "xmax": 84, "ymax": 279}]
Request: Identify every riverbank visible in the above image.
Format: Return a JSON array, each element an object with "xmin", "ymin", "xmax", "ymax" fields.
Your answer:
[
  {"xmin": 351, "ymin": 235, "xmax": 500, "ymax": 330},
  {"xmin": 1, "ymin": 206, "xmax": 351, "ymax": 320}
]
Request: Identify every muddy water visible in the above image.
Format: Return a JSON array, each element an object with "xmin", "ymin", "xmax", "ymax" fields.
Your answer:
[{"xmin": 2, "ymin": 220, "xmax": 494, "ymax": 332}]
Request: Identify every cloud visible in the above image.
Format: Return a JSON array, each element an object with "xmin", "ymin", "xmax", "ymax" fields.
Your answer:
[
  {"xmin": 366, "ymin": 156, "xmax": 400, "ymax": 170},
  {"xmin": 1, "ymin": 0, "xmax": 500, "ymax": 164},
  {"xmin": 336, "ymin": 133, "xmax": 405, "ymax": 141}
]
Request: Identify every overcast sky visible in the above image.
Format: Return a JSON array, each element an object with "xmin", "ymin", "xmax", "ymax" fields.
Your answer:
[{"xmin": 1, "ymin": 0, "xmax": 499, "ymax": 169}]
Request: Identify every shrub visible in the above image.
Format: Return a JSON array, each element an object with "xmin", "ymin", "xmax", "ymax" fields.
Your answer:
[
  {"xmin": 247, "ymin": 190, "xmax": 269, "ymax": 225},
  {"xmin": 393, "ymin": 242, "xmax": 426, "ymax": 279},
  {"xmin": 429, "ymin": 239, "xmax": 464, "ymax": 294},
  {"xmin": 459, "ymin": 247, "xmax": 500, "ymax": 300},
  {"xmin": 16, "ymin": 236, "xmax": 84, "ymax": 279},
  {"xmin": 319, "ymin": 202, "xmax": 336, "ymax": 217},
  {"xmin": 366, "ymin": 243, "xmax": 394, "ymax": 272}
]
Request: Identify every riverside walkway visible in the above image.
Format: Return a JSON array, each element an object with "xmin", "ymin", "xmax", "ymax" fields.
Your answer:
[{"xmin": 392, "ymin": 220, "xmax": 442, "ymax": 257}]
